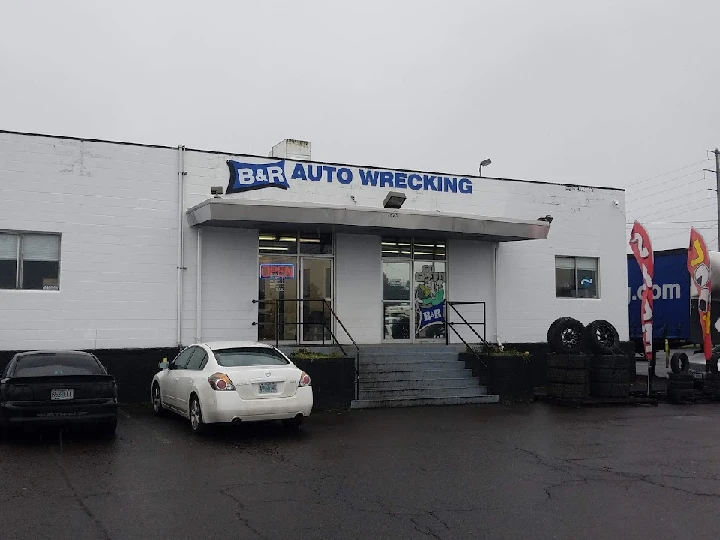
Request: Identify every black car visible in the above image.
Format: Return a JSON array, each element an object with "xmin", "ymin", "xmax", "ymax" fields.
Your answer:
[{"xmin": 0, "ymin": 350, "xmax": 118, "ymax": 437}]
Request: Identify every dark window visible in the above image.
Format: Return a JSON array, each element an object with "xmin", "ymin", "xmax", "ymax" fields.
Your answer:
[
  {"xmin": 171, "ymin": 348, "xmax": 195, "ymax": 370},
  {"xmin": 299, "ymin": 232, "xmax": 333, "ymax": 255},
  {"xmin": 0, "ymin": 232, "xmax": 60, "ymax": 290},
  {"xmin": 0, "ymin": 234, "xmax": 18, "ymax": 289},
  {"xmin": 186, "ymin": 348, "xmax": 208, "ymax": 370},
  {"xmin": 13, "ymin": 353, "xmax": 105, "ymax": 377},
  {"xmin": 213, "ymin": 347, "xmax": 290, "ymax": 367},
  {"xmin": 556, "ymin": 256, "xmax": 599, "ymax": 299}
]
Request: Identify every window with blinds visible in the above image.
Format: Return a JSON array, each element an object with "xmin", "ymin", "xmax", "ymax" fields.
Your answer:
[
  {"xmin": 555, "ymin": 256, "xmax": 599, "ymax": 298},
  {"xmin": 0, "ymin": 232, "xmax": 61, "ymax": 290}
]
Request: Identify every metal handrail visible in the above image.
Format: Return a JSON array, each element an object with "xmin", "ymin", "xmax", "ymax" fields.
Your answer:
[
  {"xmin": 444, "ymin": 300, "xmax": 488, "ymax": 369},
  {"xmin": 252, "ymin": 298, "xmax": 361, "ymax": 399}
]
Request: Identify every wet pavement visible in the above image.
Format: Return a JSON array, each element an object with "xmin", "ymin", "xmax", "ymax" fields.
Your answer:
[{"xmin": 2, "ymin": 403, "xmax": 720, "ymax": 540}]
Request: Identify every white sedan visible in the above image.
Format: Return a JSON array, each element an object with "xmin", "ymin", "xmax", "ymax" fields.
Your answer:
[{"xmin": 150, "ymin": 341, "xmax": 313, "ymax": 433}]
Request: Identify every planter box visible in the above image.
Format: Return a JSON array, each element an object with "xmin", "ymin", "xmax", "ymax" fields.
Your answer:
[
  {"xmin": 291, "ymin": 356, "xmax": 355, "ymax": 411},
  {"xmin": 486, "ymin": 354, "xmax": 533, "ymax": 403}
]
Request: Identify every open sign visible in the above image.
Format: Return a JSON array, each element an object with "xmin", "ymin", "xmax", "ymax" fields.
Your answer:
[{"xmin": 260, "ymin": 263, "xmax": 295, "ymax": 279}]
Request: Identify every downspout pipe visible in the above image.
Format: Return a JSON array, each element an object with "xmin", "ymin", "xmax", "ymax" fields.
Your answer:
[
  {"xmin": 493, "ymin": 243, "xmax": 499, "ymax": 343},
  {"xmin": 196, "ymin": 227, "xmax": 202, "ymax": 344},
  {"xmin": 176, "ymin": 145, "xmax": 186, "ymax": 348}
]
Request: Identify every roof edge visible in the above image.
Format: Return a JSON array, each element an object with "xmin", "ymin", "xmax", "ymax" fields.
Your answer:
[{"xmin": 0, "ymin": 128, "xmax": 624, "ymax": 193}]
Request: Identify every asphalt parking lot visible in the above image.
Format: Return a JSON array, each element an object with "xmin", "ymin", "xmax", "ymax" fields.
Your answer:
[{"xmin": 3, "ymin": 403, "xmax": 720, "ymax": 540}]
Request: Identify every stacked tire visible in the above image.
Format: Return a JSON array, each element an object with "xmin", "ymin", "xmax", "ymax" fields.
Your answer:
[
  {"xmin": 668, "ymin": 352, "xmax": 693, "ymax": 404},
  {"xmin": 546, "ymin": 317, "xmax": 628, "ymax": 400},
  {"xmin": 546, "ymin": 353, "xmax": 589, "ymax": 400},
  {"xmin": 703, "ymin": 372, "xmax": 720, "ymax": 399},
  {"xmin": 589, "ymin": 355, "xmax": 630, "ymax": 398}
]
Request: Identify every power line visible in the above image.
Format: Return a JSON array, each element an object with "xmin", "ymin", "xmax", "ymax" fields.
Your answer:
[
  {"xmin": 625, "ymin": 174, "xmax": 711, "ymax": 210},
  {"xmin": 630, "ymin": 158, "xmax": 710, "ymax": 189},
  {"xmin": 626, "ymin": 169, "xmax": 707, "ymax": 200},
  {"xmin": 625, "ymin": 219, "xmax": 717, "ymax": 225},
  {"xmin": 633, "ymin": 200, "xmax": 717, "ymax": 222}
]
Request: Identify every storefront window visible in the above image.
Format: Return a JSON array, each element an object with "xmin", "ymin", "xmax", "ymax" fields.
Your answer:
[
  {"xmin": 259, "ymin": 232, "xmax": 298, "ymax": 255},
  {"xmin": 300, "ymin": 232, "xmax": 333, "ymax": 255}
]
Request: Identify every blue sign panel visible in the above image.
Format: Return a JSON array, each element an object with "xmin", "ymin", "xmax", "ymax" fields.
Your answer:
[
  {"xmin": 226, "ymin": 160, "xmax": 289, "ymax": 194},
  {"xmin": 628, "ymin": 251, "xmax": 690, "ymax": 340}
]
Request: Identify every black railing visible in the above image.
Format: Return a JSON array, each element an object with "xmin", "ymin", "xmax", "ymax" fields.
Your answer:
[
  {"xmin": 444, "ymin": 300, "xmax": 488, "ymax": 368},
  {"xmin": 252, "ymin": 299, "xmax": 361, "ymax": 399}
]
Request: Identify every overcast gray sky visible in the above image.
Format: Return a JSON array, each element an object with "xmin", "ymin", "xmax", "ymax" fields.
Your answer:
[{"xmin": 1, "ymin": 0, "xmax": 718, "ymax": 248}]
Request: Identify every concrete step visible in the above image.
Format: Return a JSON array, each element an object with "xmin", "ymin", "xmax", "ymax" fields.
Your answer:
[
  {"xmin": 361, "ymin": 377, "xmax": 482, "ymax": 390},
  {"xmin": 359, "ymin": 386, "xmax": 488, "ymax": 400},
  {"xmin": 359, "ymin": 368, "xmax": 474, "ymax": 382},
  {"xmin": 350, "ymin": 395, "xmax": 500, "ymax": 409},
  {"xmin": 360, "ymin": 352, "xmax": 461, "ymax": 363},
  {"xmin": 360, "ymin": 345, "xmax": 466, "ymax": 353},
  {"xmin": 358, "ymin": 361, "xmax": 467, "ymax": 372}
]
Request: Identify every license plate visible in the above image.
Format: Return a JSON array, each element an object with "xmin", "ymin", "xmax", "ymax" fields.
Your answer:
[
  {"xmin": 51, "ymin": 389, "xmax": 74, "ymax": 400},
  {"xmin": 258, "ymin": 382, "xmax": 277, "ymax": 394}
]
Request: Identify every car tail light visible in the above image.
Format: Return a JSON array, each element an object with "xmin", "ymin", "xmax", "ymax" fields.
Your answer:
[
  {"xmin": 208, "ymin": 373, "xmax": 236, "ymax": 391},
  {"xmin": 299, "ymin": 372, "xmax": 311, "ymax": 387}
]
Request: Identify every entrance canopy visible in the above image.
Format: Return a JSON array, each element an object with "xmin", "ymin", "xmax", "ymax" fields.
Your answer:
[{"xmin": 186, "ymin": 198, "xmax": 550, "ymax": 242}]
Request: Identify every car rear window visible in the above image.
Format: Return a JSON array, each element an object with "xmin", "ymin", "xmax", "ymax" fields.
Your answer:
[
  {"xmin": 213, "ymin": 347, "xmax": 290, "ymax": 367},
  {"xmin": 13, "ymin": 354, "xmax": 105, "ymax": 377}
]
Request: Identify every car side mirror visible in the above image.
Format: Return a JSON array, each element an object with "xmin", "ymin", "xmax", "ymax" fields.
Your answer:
[{"xmin": 158, "ymin": 361, "xmax": 169, "ymax": 370}]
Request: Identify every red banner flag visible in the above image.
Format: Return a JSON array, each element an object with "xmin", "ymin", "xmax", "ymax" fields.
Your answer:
[
  {"xmin": 629, "ymin": 222, "xmax": 654, "ymax": 360},
  {"xmin": 688, "ymin": 228, "xmax": 713, "ymax": 360}
]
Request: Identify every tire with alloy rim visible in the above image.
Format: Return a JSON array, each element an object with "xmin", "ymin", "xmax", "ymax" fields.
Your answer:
[
  {"xmin": 583, "ymin": 320, "xmax": 620, "ymax": 355},
  {"xmin": 189, "ymin": 395, "xmax": 205, "ymax": 434},
  {"xmin": 549, "ymin": 318, "xmax": 585, "ymax": 354},
  {"xmin": 152, "ymin": 383, "xmax": 165, "ymax": 416},
  {"xmin": 547, "ymin": 317, "xmax": 576, "ymax": 345}
]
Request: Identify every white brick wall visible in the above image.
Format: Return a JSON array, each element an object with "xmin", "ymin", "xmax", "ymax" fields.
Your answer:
[
  {"xmin": 0, "ymin": 132, "xmax": 179, "ymax": 351},
  {"xmin": 0, "ymin": 132, "xmax": 628, "ymax": 350},
  {"xmin": 335, "ymin": 234, "xmax": 382, "ymax": 344},
  {"xmin": 446, "ymin": 240, "xmax": 496, "ymax": 344}
]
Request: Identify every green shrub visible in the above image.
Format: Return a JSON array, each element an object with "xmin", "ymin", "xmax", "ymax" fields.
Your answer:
[{"xmin": 291, "ymin": 348, "xmax": 343, "ymax": 359}]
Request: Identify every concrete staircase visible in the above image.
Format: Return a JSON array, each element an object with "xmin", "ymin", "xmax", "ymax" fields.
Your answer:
[{"xmin": 350, "ymin": 344, "xmax": 498, "ymax": 409}]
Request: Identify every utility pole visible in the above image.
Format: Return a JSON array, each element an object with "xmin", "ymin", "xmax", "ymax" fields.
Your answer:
[{"xmin": 715, "ymin": 148, "xmax": 720, "ymax": 246}]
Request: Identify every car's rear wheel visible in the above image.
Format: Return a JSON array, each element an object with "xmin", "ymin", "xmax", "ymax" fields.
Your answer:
[
  {"xmin": 189, "ymin": 396, "xmax": 205, "ymax": 434},
  {"xmin": 98, "ymin": 418, "xmax": 117, "ymax": 438},
  {"xmin": 282, "ymin": 415, "xmax": 303, "ymax": 432},
  {"xmin": 152, "ymin": 384, "xmax": 165, "ymax": 416}
]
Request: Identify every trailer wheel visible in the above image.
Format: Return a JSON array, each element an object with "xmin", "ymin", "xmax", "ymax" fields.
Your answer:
[
  {"xmin": 583, "ymin": 320, "xmax": 620, "ymax": 355},
  {"xmin": 670, "ymin": 352, "xmax": 689, "ymax": 374}
]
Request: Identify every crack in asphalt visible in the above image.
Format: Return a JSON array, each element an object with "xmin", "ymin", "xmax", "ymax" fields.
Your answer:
[{"xmin": 52, "ymin": 450, "xmax": 112, "ymax": 540}]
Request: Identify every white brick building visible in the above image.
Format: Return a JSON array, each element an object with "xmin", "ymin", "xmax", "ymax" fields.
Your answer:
[{"xmin": 0, "ymin": 131, "xmax": 629, "ymax": 354}]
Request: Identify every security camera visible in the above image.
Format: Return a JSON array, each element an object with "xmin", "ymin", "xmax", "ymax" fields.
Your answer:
[
  {"xmin": 210, "ymin": 186, "xmax": 224, "ymax": 197},
  {"xmin": 613, "ymin": 200, "xmax": 619, "ymax": 206}
]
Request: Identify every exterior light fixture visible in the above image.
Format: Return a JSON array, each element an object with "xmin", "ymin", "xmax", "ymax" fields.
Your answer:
[
  {"xmin": 479, "ymin": 159, "xmax": 491, "ymax": 176},
  {"xmin": 383, "ymin": 191, "xmax": 407, "ymax": 209},
  {"xmin": 538, "ymin": 215, "xmax": 553, "ymax": 223},
  {"xmin": 210, "ymin": 186, "xmax": 224, "ymax": 197}
]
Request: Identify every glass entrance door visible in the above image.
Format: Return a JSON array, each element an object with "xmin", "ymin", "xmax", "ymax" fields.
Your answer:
[
  {"xmin": 258, "ymin": 255, "xmax": 298, "ymax": 342},
  {"xmin": 383, "ymin": 261, "xmax": 412, "ymax": 340},
  {"xmin": 301, "ymin": 258, "xmax": 333, "ymax": 343}
]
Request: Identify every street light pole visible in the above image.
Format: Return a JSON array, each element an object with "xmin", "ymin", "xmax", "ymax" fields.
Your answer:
[{"xmin": 479, "ymin": 158, "xmax": 491, "ymax": 177}]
